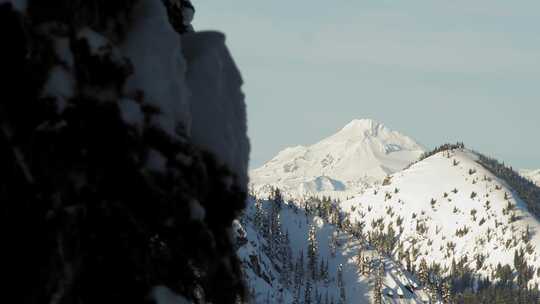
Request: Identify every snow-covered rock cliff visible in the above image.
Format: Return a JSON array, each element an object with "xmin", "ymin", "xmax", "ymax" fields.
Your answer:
[{"xmin": 0, "ymin": 1, "xmax": 249, "ymax": 303}]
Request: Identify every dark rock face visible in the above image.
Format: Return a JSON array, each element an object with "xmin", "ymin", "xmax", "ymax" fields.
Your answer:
[
  {"xmin": 0, "ymin": 1, "xmax": 245, "ymax": 303},
  {"xmin": 163, "ymin": 0, "xmax": 195, "ymax": 34}
]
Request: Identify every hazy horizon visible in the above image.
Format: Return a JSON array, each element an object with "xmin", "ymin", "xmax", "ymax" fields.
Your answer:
[{"xmin": 194, "ymin": 0, "xmax": 540, "ymax": 170}]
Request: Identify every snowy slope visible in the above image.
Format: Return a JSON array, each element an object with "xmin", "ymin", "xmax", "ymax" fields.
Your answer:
[
  {"xmin": 250, "ymin": 119, "xmax": 424, "ymax": 198},
  {"xmin": 521, "ymin": 169, "xmax": 540, "ymax": 186},
  {"xmin": 341, "ymin": 148, "xmax": 540, "ymax": 286},
  {"xmin": 237, "ymin": 197, "xmax": 435, "ymax": 303}
]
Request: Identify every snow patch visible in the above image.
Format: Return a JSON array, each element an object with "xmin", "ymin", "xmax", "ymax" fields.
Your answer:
[
  {"xmin": 313, "ymin": 216, "xmax": 325, "ymax": 228},
  {"xmin": 118, "ymin": 98, "xmax": 144, "ymax": 130},
  {"xmin": 42, "ymin": 66, "xmax": 74, "ymax": 113},
  {"xmin": 77, "ymin": 28, "xmax": 108, "ymax": 55},
  {"xmin": 150, "ymin": 286, "xmax": 192, "ymax": 304},
  {"xmin": 146, "ymin": 149, "xmax": 167, "ymax": 172},
  {"xmin": 121, "ymin": 0, "xmax": 191, "ymax": 137},
  {"xmin": 189, "ymin": 199, "xmax": 206, "ymax": 221},
  {"xmin": 53, "ymin": 38, "xmax": 74, "ymax": 67}
]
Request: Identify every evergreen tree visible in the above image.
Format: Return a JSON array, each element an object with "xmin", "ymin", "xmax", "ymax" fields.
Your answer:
[
  {"xmin": 277, "ymin": 289, "xmax": 284, "ymax": 303},
  {"xmin": 271, "ymin": 187, "xmax": 284, "ymax": 211},
  {"xmin": 419, "ymin": 258, "xmax": 429, "ymax": 286},
  {"xmin": 254, "ymin": 198, "xmax": 264, "ymax": 232},
  {"xmin": 315, "ymin": 286, "xmax": 322, "ymax": 304},
  {"xmin": 384, "ymin": 223, "xmax": 397, "ymax": 255},
  {"xmin": 406, "ymin": 251, "xmax": 412, "ymax": 273},
  {"xmin": 319, "ymin": 258, "xmax": 327, "ymax": 282},
  {"xmin": 362, "ymin": 255, "xmax": 372, "ymax": 276},
  {"xmin": 356, "ymin": 246, "xmax": 364, "ymax": 269},
  {"xmin": 294, "ymin": 249, "xmax": 305, "ymax": 299},
  {"xmin": 374, "ymin": 262, "xmax": 384, "ymax": 304},
  {"xmin": 337, "ymin": 264, "xmax": 346, "ymax": 304},
  {"xmin": 263, "ymin": 196, "xmax": 284, "ymax": 261},
  {"xmin": 324, "ymin": 291, "xmax": 330, "ymax": 304},
  {"xmin": 281, "ymin": 231, "xmax": 293, "ymax": 288},
  {"xmin": 262, "ymin": 202, "xmax": 271, "ymax": 240},
  {"xmin": 307, "ymin": 224, "xmax": 319, "ymax": 281},
  {"xmin": 330, "ymin": 230, "xmax": 339, "ymax": 258},
  {"xmin": 442, "ymin": 280, "xmax": 452, "ymax": 304},
  {"xmin": 304, "ymin": 279, "xmax": 312, "ymax": 304},
  {"xmin": 429, "ymin": 278, "xmax": 439, "ymax": 303},
  {"xmin": 513, "ymin": 247, "xmax": 535, "ymax": 304}
]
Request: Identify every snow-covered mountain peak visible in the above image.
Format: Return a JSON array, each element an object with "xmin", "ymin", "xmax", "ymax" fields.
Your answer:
[
  {"xmin": 341, "ymin": 118, "xmax": 385, "ymax": 134},
  {"xmin": 325, "ymin": 119, "xmax": 423, "ymax": 154},
  {"xmin": 330, "ymin": 119, "xmax": 391, "ymax": 141},
  {"xmin": 250, "ymin": 119, "xmax": 425, "ymax": 198}
]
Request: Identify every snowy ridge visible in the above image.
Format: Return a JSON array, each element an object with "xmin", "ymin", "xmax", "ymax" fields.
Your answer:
[
  {"xmin": 250, "ymin": 119, "xmax": 424, "ymax": 198},
  {"xmin": 341, "ymin": 148, "xmax": 540, "ymax": 287},
  {"xmin": 237, "ymin": 196, "xmax": 435, "ymax": 303}
]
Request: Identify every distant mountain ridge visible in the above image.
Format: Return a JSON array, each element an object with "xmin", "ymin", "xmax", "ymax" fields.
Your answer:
[
  {"xmin": 521, "ymin": 169, "xmax": 540, "ymax": 186},
  {"xmin": 248, "ymin": 122, "xmax": 540, "ymax": 302},
  {"xmin": 244, "ymin": 146, "xmax": 540, "ymax": 303},
  {"xmin": 250, "ymin": 119, "xmax": 425, "ymax": 197}
]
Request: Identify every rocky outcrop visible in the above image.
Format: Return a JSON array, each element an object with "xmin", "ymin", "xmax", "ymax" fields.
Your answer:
[{"xmin": 0, "ymin": 1, "xmax": 248, "ymax": 303}]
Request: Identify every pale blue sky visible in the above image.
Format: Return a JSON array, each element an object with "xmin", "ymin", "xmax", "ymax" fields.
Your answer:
[{"xmin": 194, "ymin": 0, "xmax": 540, "ymax": 170}]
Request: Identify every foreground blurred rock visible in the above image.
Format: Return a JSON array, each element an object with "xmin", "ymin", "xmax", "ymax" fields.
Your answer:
[{"xmin": 0, "ymin": 0, "xmax": 249, "ymax": 303}]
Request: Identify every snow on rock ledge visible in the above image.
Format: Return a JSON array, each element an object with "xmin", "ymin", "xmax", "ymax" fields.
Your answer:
[
  {"xmin": 122, "ymin": 0, "xmax": 191, "ymax": 137},
  {"xmin": 151, "ymin": 286, "xmax": 192, "ymax": 304},
  {"xmin": 182, "ymin": 31, "xmax": 250, "ymax": 189},
  {"xmin": 120, "ymin": 1, "xmax": 249, "ymax": 186}
]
